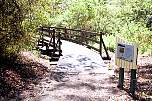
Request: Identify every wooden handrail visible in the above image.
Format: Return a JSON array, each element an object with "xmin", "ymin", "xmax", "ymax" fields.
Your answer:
[
  {"xmin": 48, "ymin": 27, "xmax": 101, "ymax": 35},
  {"xmin": 64, "ymin": 38, "xmax": 100, "ymax": 52},
  {"xmin": 38, "ymin": 26, "xmax": 111, "ymax": 60},
  {"xmin": 74, "ymin": 35, "xmax": 100, "ymax": 44}
]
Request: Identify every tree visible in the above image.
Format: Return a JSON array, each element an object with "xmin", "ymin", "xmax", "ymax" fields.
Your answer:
[
  {"xmin": 0, "ymin": 0, "xmax": 53, "ymax": 58},
  {"xmin": 0, "ymin": 0, "xmax": 24, "ymax": 57}
]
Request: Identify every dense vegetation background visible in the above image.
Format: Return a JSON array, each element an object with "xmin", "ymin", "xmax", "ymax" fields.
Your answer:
[
  {"xmin": 0, "ymin": 0, "xmax": 152, "ymax": 57},
  {"xmin": 0, "ymin": 0, "xmax": 152, "ymax": 99}
]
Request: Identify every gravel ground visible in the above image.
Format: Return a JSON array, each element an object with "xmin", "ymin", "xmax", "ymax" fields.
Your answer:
[
  {"xmin": 18, "ymin": 69, "xmax": 133, "ymax": 101},
  {"xmin": 1, "ymin": 40, "xmax": 151, "ymax": 101},
  {"xmin": 15, "ymin": 41, "xmax": 134, "ymax": 101}
]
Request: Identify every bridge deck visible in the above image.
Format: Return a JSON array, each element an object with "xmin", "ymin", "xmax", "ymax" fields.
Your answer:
[{"xmin": 57, "ymin": 40, "xmax": 109, "ymax": 74}]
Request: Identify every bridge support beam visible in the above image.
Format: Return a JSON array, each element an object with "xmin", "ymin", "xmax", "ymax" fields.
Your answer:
[{"xmin": 100, "ymin": 32, "xmax": 111, "ymax": 60}]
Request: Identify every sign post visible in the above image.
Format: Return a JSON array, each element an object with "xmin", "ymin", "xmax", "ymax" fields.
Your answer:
[
  {"xmin": 130, "ymin": 69, "xmax": 137, "ymax": 96},
  {"xmin": 115, "ymin": 37, "xmax": 138, "ymax": 96},
  {"xmin": 118, "ymin": 67, "xmax": 124, "ymax": 89}
]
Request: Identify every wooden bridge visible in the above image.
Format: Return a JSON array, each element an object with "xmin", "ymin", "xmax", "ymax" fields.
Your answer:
[{"xmin": 37, "ymin": 27, "xmax": 111, "ymax": 61}]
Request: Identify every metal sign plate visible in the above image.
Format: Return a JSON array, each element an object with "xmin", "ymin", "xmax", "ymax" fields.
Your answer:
[{"xmin": 117, "ymin": 43, "xmax": 134, "ymax": 62}]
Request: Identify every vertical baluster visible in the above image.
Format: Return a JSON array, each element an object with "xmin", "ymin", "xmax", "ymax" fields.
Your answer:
[
  {"xmin": 99, "ymin": 32, "xmax": 102, "ymax": 57},
  {"xmin": 53, "ymin": 29, "xmax": 56, "ymax": 51},
  {"xmin": 42, "ymin": 27, "xmax": 44, "ymax": 47},
  {"xmin": 64, "ymin": 27, "xmax": 67, "ymax": 39},
  {"xmin": 58, "ymin": 32, "xmax": 62, "ymax": 56}
]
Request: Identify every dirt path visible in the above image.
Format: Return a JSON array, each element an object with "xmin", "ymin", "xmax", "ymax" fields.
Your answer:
[
  {"xmin": 16, "ymin": 41, "xmax": 133, "ymax": 101},
  {"xmin": 13, "ymin": 41, "xmax": 132, "ymax": 101},
  {"xmin": 18, "ymin": 67, "xmax": 133, "ymax": 101}
]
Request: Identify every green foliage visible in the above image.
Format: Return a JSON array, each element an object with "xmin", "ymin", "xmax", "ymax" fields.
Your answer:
[
  {"xmin": 0, "ymin": 0, "xmax": 24, "ymax": 56},
  {"xmin": 0, "ymin": 0, "xmax": 52, "ymax": 57},
  {"xmin": 52, "ymin": 0, "xmax": 151, "ymax": 53},
  {"xmin": 1, "ymin": 0, "xmax": 152, "ymax": 56},
  {"xmin": 112, "ymin": 0, "xmax": 152, "ymax": 53},
  {"xmin": 49, "ymin": 0, "xmax": 152, "ymax": 54},
  {"xmin": 103, "ymin": 35, "xmax": 116, "ymax": 52}
]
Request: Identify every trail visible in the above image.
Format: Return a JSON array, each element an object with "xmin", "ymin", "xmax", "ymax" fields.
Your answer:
[{"xmin": 17, "ymin": 41, "xmax": 133, "ymax": 101}]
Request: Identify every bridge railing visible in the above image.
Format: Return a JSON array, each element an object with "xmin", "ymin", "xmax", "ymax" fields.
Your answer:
[{"xmin": 38, "ymin": 26, "xmax": 111, "ymax": 60}]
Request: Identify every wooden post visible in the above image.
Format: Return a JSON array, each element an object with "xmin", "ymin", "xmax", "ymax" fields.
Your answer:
[
  {"xmin": 41, "ymin": 27, "xmax": 44, "ymax": 47},
  {"xmin": 52, "ymin": 29, "xmax": 56, "ymax": 50},
  {"xmin": 58, "ymin": 32, "xmax": 62, "ymax": 56},
  {"xmin": 117, "ymin": 68, "xmax": 124, "ymax": 89},
  {"xmin": 130, "ymin": 69, "xmax": 137, "ymax": 96},
  {"xmin": 99, "ymin": 32, "xmax": 102, "ymax": 57},
  {"xmin": 116, "ymin": 37, "xmax": 124, "ymax": 89},
  {"xmin": 64, "ymin": 27, "xmax": 67, "ymax": 39},
  {"xmin": 48, "ymin": 27, "xmax": 51, "ymax": 37},
  {"xmin": 100, "ymin": 32, "xmax": 110, "ymax": 60},
  {"xmin": 80, "ymin": 31, "xmax": 85, "ymax": 44},
  {"xmin": 46, "ymin": 27, "xmax": 50, "ymax": 50},
  {"xmin": 129, "ymin": 46, "xmax": 138, "ymax": 96}
]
